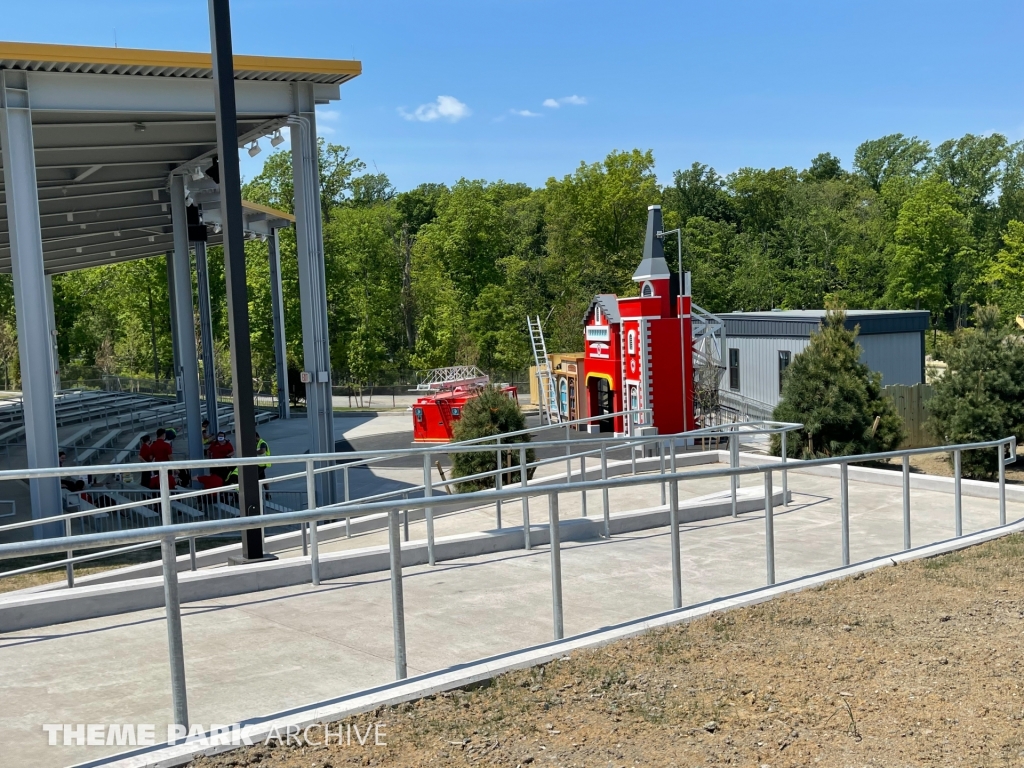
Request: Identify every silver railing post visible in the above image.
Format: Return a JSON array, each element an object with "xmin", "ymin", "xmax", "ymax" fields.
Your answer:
[
  {"xmin": 659, "ymin": 439, "xmax": 667, "ymax": 506},
  {"xmin": 402, "ymin": 491, "xmax": 410, "ymax": 542},
  {"xmin": 999, "ymin": 441, "xmax": 1007, "ymax": 527},
  {"xmin": 495, "ymin": 441, "xmax": 503, "ymax": 529},
  {"xmin": 548, "ymin": 492, "xmax": 563, "ymax": 641},
  {"xmin": 423, "ymin": 452, "xmax": 435, "ymax": 565},
  {"xmin": 600, "ymin": 442, "xmax": 610, "ymax": 539},
  {"xmin": 388, "ymin": 506, "xmax": 407, "ymax": 680},
  {"xmin": 730, "ymin": 428, "xmax": 739, "ymax": 518},
  {"xmin": 159, "ymin": 467, "xmax": 188, "ymax": 731},
  {"xmin": 669, "ymin": 477, "xmax": 682, "ymax": 609},
  {"xmin": 631, "ymin": 435, "xmax": 637, "ymax": 475},
  {"xmin": 520, "ymin": 445, "xmax": 531, "ymax": 550},
  {"xmin": 840, "ymin": 462, "xmax": 850, "ymax": 566},
  {"xmin": 343, "ymin": 465, "xmax": 351, "ymax": 538},
  {"xmin": 780, "ymin": 430, "xmax": 788, "ymax": 505},
  {"xmin": 306, "ymin": 459, "xmax": 320, "ymax": 586},
  {"xmin": 902, "ymin": 454, "xmax": 911, "ymax": 550},
  {"xmin": 764, "ymin": 469, "xmax": 775, "ymax": 586},
  {"xmin": 64, "ymin": 514, "xmax": 74, "ymax": 588},
  {"xmin": 188, "ymin": 537, "xmax": 197, "ymax": 571},
  {"xmin": 954, "ymin": 449, "xmax": 962, "ymax": 537},
  {"xmin": 564, "ymin": 425, "xmax": 572, "ymax": 483},
  {"xmin": 579, "ymin": 454, "xmax": 588, "ymax": 517},
  {"xmin": 301, "ymin": 522, "xmax": 308, "ymax": 557}
]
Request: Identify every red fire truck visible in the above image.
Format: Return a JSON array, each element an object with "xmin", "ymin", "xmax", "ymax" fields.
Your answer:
[{"xmin": 412, "ymin": 366, "xmax": 519, "ymax": 443}]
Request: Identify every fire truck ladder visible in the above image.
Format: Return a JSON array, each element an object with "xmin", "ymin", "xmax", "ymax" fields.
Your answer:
[{"xmin": 527, "ymin": 315, "xmax": 560, "ymax": 424}]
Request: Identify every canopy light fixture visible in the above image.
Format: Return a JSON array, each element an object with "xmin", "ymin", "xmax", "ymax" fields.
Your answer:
[
  {"xmin": 213, "ymin": 223, "xmax": 222, "ymax": 234},
  {"xmin": 190, "ymin": 166, "xmax": 205, "ymax": 181},
  {"xmin": 270, "ymin": 129, "xmax": 285, "ymax": 147},
  {"xmin": 247, "ymin": 140, "xmax": 261, "ymax": 157}
]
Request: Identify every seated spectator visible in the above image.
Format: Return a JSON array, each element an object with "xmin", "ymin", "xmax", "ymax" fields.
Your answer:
[{"xmin": 58, "ymin": 451, "xmax": 85, "ymax": 493}]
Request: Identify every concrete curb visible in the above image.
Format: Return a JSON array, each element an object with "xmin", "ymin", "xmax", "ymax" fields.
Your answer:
[
  {"xmin": 0, "ymin": 485, "xmax": 780, "ymax": 632},
  {"xmin": 79, "ymin": 515, "xmax": 1024, "ymax": 768}
]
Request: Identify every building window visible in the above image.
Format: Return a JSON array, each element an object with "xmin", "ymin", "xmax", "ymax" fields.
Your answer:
[
  {"xmin": 627, "ymin": 330, "xmax": 636, "ymax": 354},
  {"xmin": 729, "ymin": 348, "xmax": 740, "ymax": 391},
  {"xmin": 778, "ymin": 350, "xmax": 791, "ymax": 395},
  {"xmin": 641, "ymin": 281, "xmax": 654, "ymax": 298},
  {"xmin": 629, "ymin": 385, "xmax": 639, "ymax": 412},
  {"xmin": 559, "ymin": 379, "xmax": 569, "ymax": 415},
  {"xmin": 594, "ymin": 306, "xmax": 602, "ymax": 323}
]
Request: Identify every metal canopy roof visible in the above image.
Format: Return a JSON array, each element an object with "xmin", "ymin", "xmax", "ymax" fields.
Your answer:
[{"xmin": 0, "ymin": 42, "xmax": 359, "ymax": 274}]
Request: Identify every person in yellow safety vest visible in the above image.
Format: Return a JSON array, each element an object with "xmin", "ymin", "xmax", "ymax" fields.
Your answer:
[
  {"xmin": 227, "ymin": 431, "xmax": 271, "ymax": 501},
  {"xmin": 256, "ymin": 431, "xmax": 271, "ymax": 479}
]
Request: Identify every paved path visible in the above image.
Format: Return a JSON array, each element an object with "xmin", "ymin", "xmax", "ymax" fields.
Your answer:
[{"xmin": 3, "ymin": 467, "xmax": 1020, "ymax": 768}]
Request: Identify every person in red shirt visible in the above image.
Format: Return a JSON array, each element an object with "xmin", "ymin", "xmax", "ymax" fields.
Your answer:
[
  {"xmin": 150, "ymin": 428, "xmax": 173, "ymax": 463},
  {"xmin": 208, "ymin": 431, "xmax": 235, "ymax": 481},
  {"xmin": 138, "ymin": 434, "xmax": 155, "ymax": 486}
]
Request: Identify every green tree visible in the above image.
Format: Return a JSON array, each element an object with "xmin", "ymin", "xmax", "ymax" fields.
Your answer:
[
  {"xmin": 853, "ymin": 134, "xmax": 931, "ymax": 192},
  {"xmin": 887, "ymin": 176, "xmax": 977, "ymax": 327},
  {"xmin": 926, "ymin": 306, "xmax": 1024, "ymax": 478},
  {"xmin": 771, "ymin": 308, "xmax": 905, "ymax": 458},
  {"xmin": 986, "ymin": 220, "xmax": 1024, "ymax": 320},
  {"xmin": 450, "ymin": 385, "xmax": 534, "ymax": 490}
]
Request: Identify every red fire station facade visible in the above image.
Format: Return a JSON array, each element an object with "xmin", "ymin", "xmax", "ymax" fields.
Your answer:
[{"xmin": 582, "ymin": 205, "xmax": 693, "ymax": 436}]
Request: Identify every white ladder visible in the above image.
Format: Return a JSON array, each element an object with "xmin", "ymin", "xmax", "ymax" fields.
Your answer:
[{"xmin": 527, "ymin": 316, "xmax": 560, "ymax": 424}]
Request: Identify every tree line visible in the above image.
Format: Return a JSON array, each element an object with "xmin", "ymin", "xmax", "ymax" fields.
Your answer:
[{"xmin": 1, "ymin": 131, "xmax": 1022, "ymax": 394}]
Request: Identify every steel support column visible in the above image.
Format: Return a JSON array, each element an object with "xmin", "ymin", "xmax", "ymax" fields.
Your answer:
[
  {"xmin": 209, "ymin": 0, "xmax": 265, "ymax": 558},
  {"xmin": 290, "ymin": 92, "xmax": 336, "ymax": 505},
  {"xmin": 268, "ymin": 227, "xmax": 290, "ymax": 420},
  {"xmin": 44, "ymin": 275, "xmax": 60, "ymax": 393},
  {"xmin": 169, "ymin": 176, "xmax": 204, "ymax": 462},
  {"xmin": 166, "ymin": 253, "xmax": 184, "ymax": 404},
  {"xmin": 194, "ymin": 238, "xmax": 218, "ymax": 434},
  {"xmin": 0, "ymin": 70, "xmax": 62, "ymax": 532}
]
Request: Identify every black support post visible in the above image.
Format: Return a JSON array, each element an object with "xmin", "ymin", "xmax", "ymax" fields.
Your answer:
[{"xmin": 208, "ymin": 0, "xmax": 264, "ymax": 560}]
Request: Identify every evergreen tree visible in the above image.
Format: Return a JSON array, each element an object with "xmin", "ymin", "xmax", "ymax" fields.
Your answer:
[
  {"xmin": 771, "ymin": 308, "xmax": 905, "ymax": 458},
  {"xmin": 926, "ymin": 306, "xmax": 1024, "ymax": 479},
  {"xmin": 450, "ymin": 386, "xmax": 534, "ymax": 491}
]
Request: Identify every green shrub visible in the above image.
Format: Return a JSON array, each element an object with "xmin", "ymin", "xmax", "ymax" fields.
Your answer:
[
  {"xmin": 926, "ymin": 306, "xmax": 1024, "ymax": 479},
  {"xmin": 771, "ymin": 308, "xmax": 905, "ymax": 458},
  {"xmin": 450, "ymin": 386, "xmax": 535, "ymax": 491}
]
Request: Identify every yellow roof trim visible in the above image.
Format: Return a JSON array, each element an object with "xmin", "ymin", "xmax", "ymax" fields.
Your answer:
[
  {"xmin": 0, "ymin": 41, "xmax": 361, "ymax": 80},
  {"xmin": 242, "ymin": 200, "xmax": 295, "ymax": 223}
]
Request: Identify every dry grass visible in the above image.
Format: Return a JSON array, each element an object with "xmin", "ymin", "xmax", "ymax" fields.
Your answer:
[{"xmin": 192, "ymin": 533, "xmax": 1024, "ymax": 768}]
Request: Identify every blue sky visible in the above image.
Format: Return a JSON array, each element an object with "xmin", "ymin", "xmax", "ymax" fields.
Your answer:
[{"xmin": 6, "ymin": 1, "xmax": 1024, "ymax": 191}]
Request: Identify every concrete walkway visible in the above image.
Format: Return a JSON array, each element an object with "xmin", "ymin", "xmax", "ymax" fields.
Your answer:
[{"xmin": 2, "ymin": 467, "xmax": 1020, "ymax": 768}]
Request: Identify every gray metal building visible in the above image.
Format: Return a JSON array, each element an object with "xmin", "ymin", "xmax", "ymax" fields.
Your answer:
[{"xmin": 720, "ymin": 310, "xmax": 930, "ymax": 410}]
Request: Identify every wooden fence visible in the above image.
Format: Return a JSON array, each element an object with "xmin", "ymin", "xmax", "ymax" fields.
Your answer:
[{"xmin": 881, "ymin": 383, "xmax": 934, "ymax": 448}]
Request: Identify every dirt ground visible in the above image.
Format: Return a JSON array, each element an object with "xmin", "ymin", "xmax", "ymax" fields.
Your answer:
[{"xmin": 190, "ymin": 533, "xmax": 1024, "ymax": 768}]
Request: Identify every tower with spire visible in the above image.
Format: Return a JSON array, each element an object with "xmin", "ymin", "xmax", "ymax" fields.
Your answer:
[{"xmin": 582, "ymin": 205, "xmax": 692, "ymax": 436}]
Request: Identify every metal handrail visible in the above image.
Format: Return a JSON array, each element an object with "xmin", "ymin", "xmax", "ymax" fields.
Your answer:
[
  {"xmin": 0, "ymin": 431, "xmax": 1015, "ymax": 736},
  {"xmin": 0, "ymin": 418, "xmax": 798, "ymax": 539},
  {"xmin": 1, "ymin": 434, "xmax": 1014, "ymax": 561}
]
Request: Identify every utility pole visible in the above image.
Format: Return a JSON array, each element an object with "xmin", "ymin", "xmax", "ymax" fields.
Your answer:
[{"xmin": 208, "ymin": 0, "xmax": 266, "ymax": 560}]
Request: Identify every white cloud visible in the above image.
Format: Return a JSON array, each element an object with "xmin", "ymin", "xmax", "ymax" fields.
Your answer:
[
  {"xmin": 399, "ymin": 95, "xmax": 471, "ymax": 123},
  {"xmin": 317, "ymin": 124, "xmax": 336, "ymax": 135},
  {"xmin": 511, "ymin": 109, "xmax": 541, "ymax": 117},
  {"xmin": 317, "ymin": 109, "xmax": 341, "ymax": 121},
  {"xmin": 543, "ymin": 95, "xmax": 588, "ymax": 108}
]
